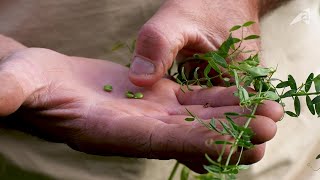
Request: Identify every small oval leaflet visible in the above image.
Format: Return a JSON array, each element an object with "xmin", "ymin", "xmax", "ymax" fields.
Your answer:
[
  {"xmin": 185, "ymin": 117, "xmax": 195, "ymax": 122},
  {"xmin": 242, "ymin": 21, "xmax": 255, "ymax": 27},
  {"xmin": 244, "ymin": 35, "xmax": 260, "ymax": 40},
  {"xmin": 294, "ymin": 97, "xmax": 301, "ymax": 116},
  {"xmin": 285, "ymin": 111, "xmax": 298, "ymax": 117},
  {"xmin": 276, "ymin": 81, "xmax": 290, "ymax": 88},
  {"xmin": 264, "ymin": 91, "xmax": 280, "ymax": 101},
  {"xmin": 180, "ymin": 166, "xmax": 190, "ymax": 180},
  {"xmin": 305, "ymin": 73, "xmax": 314, "ymax": 92},
  {"xmin": 316, "ymin": 103, "xmax": 320, "ymax": 116},
  {"xmin": 229, "ymin": 25, "xmax": 241, "ymax": 32},
  {"xmin": 314, "ymin": 74, "xmax": 320, "ymax": 92},
  {"xmin": 312, "ymin": 96, "xmax": 320, "ymax": 104},
  {"xmin": 306, "ymin": 96, "xmax": 316, "ymax": 115},
  {"xmin": 288, "ymin": 75, "xmax": 297, "ymax": 90},
  {"xmin": 281, "ymin": 89, "xmax": 296, "ymax": 98}
]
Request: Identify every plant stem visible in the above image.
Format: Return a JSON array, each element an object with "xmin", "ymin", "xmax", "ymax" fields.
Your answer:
[
  {"xmin": 223, "ymin": 83, "xmax": 262, "ymax": 169},
  {"xmin": 291, "ymin": 92, "xmax": 320, "ymax": 97},
  {"xmin": 224, "ymin": 103, "xmax": 259, "ymax": 168},
  {"xmin": 168, "ymin": 161, "xmax": 180, "ymax": 180}
]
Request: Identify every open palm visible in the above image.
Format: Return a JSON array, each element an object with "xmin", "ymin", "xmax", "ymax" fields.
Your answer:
[{"xmin": 0, "ymin": 48, "xmax": 283, "ymax": 171}]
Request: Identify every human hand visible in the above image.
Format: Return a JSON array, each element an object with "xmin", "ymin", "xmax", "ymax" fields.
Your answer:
[
  {"xmin": 0, "ymin": 48, "xmax": 283, "ymax": 172},
  {"xmin": 129, "ymin": 0, "xmax": 260, "ymax": 87}
]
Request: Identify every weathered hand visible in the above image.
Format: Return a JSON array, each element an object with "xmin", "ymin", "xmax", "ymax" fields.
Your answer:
[
  {"xmin": 0, "ymin": 48, "xmax": 283, "ymax": 172},
  {"xmin": 129, "ymin": 0, "xmax": 260, "ymax": 87}
]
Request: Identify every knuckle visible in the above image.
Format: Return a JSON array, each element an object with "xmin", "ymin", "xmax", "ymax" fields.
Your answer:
[{"xmin": 137, "ymin": 23, "xmax": 170, "ymax": 50}]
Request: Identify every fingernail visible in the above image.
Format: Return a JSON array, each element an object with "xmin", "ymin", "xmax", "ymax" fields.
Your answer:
[{"xmin": 130, "ymin": 56, "xmax": 155, "ymax": 75}]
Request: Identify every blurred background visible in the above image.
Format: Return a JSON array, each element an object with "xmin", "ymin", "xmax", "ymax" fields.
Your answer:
[{"xmin": 0, "ymin": 0, "xmax": 320, "ymax": 179}]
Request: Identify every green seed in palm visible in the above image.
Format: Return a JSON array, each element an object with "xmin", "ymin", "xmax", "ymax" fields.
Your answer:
[
  {"xmin": 103, "ymin": 85, "xmax": 113, "ymax": 92},
  {"xmin": 126, "ymin": 91, "xmax": 134, "ymax": 98},
  {"xmin": 134, "ymin": 92, "xmax": 144, "ymax": 99}
]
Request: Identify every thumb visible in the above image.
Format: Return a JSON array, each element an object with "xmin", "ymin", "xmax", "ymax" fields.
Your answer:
[
  {"xmin": 0, "ymin": 71, "xmax": 25, "ymax": 116},
  {"xmin": 0, "ymin": 51, "xmax": 43, "ymax": 116},
  {"xmin": 129, "ymin": 23, "xmax": 183, "ymax": 87}
]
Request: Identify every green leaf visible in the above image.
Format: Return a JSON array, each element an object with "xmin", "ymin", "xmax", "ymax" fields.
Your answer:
[
  {"xmin": 204, "ymin": 64, "xmax": 211, "ymax": 78},
  {"xmin": 314, "ymin": 74, "xmax": 320, "ymax": 92},
  {"xmin": 176, "ymin": 77, "xmax": 183, "ymax": 85},
  {"xmin": 288, "ymin": 75, "xmax": 297, "ymax": 90},
  {"xmin": 244, "ymin": 35, "xmax": 260, "ymax": 40},
  {"xmin": 111, "ymin": 42, "xmax": 125, "ymax": 51},
  {"xmin": 181, "ymin": 67, "xmax": 188, "ymax": 81},
  {"xmin": 238, "ymin": 165, "xmax": 250, "ymax": 170},
  {"xmin": 209, "ymin": 118, "xmax": 221, "ymax": 132},
  {"xmin": 294, "ymin": 97, "xmax": 301, "ymax": 116},
  {"xmin": 306, "ymin": 96, "xmax": 315, "ymax": 115},
  {"xmin": 204, "ymin": 65, "xmax": 213, "ymax": 88},
  {"xmin": 180, "ymin": 166, "xmax": 190, "ymax": 180},
  {"xmin": 305, "ymin": 73, "xmax": 314, "ymax": 92},
  {"xmin": 224, "ymin": 112, "xmax": 240, "ymax": 116},
  {"xmin": 224, "ymin": 77, "xmax": 230, "ymax": 82},
  {"xmin": 229, "ymin": 25, "xmax": 242, "ymax": 32},
  {"xmin": 246, "ymin": 67, "xmax": 270, "ymax": 78},
  {"xmin": 206, "ymin": 79, "xmax": 213, "ymax": 88},
  {"xmin": 185, "ymin": 117, "xmax": 195, "ymax": 122},
  {"xmin": 281, "ymin": 89, "xmax": 296, "ymax": 98},
  {"xmin": 232, "ymin": 38, "xmax": 241, "ymax": 44},
  {"xmin": 214, "ymin": 141, "xmax": 233, "ymax": 145},
  {"xmin": 264, "ymin": 91, "xmax": 280, "ymax": 101},
  {"xmin": 242, "ymin": 21, "xmax": 256, "ymax": 27},
  {"xmin": 316, "ymin": 103, "xmax": 320, "ymax": 116},
  {"xmin": 285, "ymin": 111, "xmax": 298, "ymax": 117},
  {"xmin": 219, "ymin": 121, "xmax": 235, "ymax": 137},
  {"xmin": 204, "ymin": 154, "xmax": 220, "ymax": 166},
  {"xmin": 218, "ymin": 34, "xmax": 234, "ymax": 57},
  {"xmin": 211, "ymin": 52, "xmax": 228, "ymax": 68},
  {"xmin": 233, "ymin": 70, "xmax": 239, "ymax": 89},
  {"xmin": 207, "ymin": 59, "xmax": 221, "ymax": 74},
  {"xmin": 276, "ymin": 81, "xmax": 290, "ymax": 88},
  {"xmin": 244, "ymin": 77, "xmax": 254, "ymax": 87},
  {"xmin": 238, "ymin": 87, "xmax": 250, "ymax": 102},
  {"xmin": 130, "ymin": 39, "xmax": 136, "ymax": 53},
  {"xmin": 312, "ymin": 96, "xmax": 320, "ymax": 104},
  {"xmin": 193, "ymin": 67, "xmax": 200, "ymax": 80},
  {"xmin": 203, "ymin": 165, "xmax": 222, "ymax": 174}
]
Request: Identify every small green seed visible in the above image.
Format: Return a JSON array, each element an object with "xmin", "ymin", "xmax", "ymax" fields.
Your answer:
[
  {"xmin": 126, "ymin": 91, "xmax": 134, "ymax": 98},
  {"xmin": 134, "ymin": 92, "xmax": 144, "ymax": 99},
  {"xmin": 103, "ymin": 85, "xmax": 113, "ymax": 92}
]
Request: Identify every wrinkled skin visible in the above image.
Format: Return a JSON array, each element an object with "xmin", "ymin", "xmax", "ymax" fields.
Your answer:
[
  {"xmin": 0, "ymin": 47, "xmax": 283, "ymax": 172},
  {"xmin": 130, "ymin": 0, "xmax": 260, "ymax": 87}
]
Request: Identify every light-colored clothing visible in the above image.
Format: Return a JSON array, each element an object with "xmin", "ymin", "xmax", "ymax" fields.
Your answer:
[
  {"xmin": 1, "ymin": 0, "xmax": 320, "ymax": 180},
  {"xmin": 0, "ymin": 1, "xmax": 174, "ymax": 180}
]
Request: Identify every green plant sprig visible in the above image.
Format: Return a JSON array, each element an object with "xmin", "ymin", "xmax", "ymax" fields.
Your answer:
[
  {"xmin": 108, "ymin": 24, "xmax": 320, "ymax": 180},
  {"xmin": 169, "ymin": 21, "xmax": 320, "ymax": 180}
]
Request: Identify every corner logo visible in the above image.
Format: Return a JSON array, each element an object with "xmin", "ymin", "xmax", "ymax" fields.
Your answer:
[{"xmin": 290, "ymin": 8, "xmax": 311, "ymax": 25}]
